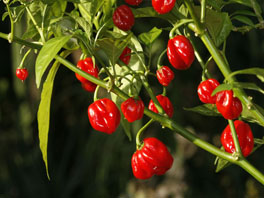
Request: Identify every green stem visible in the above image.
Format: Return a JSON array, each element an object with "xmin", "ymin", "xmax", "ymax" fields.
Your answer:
[
  {"xmin": 136, "ymin": 119, "xmax": 154, "ymax": 150},
  {"xmin": 5, "ymin": 2, "xmax": 14, "ymax": 43},
  {"xmin": 201, "ymin": 0, "xmax": 206, "ymax": 23},
  {"xmin": 228, "ymin": 119, "xmax": 242, "ymax": 155},
  {"xmin": 18, "ymin": 49, "xmax": 32, "ymax": 69},
  {"xmin": 24, "ymin": 6, "xmax": 45, "ymax": 43},
  {"xmin": 156, "ymin": 48, "xmax": 167, "ymax": 68}
]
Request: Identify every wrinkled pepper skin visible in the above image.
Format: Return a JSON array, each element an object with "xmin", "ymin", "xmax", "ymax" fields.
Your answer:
[
  {"xmin": 156, "ymin": 66, "xmax": 175, "ymax": 87},
  {"xmin": 221, "ymin": 120, "xmax": 254, "ymax": 157},
  {"xmin": 121, "ymin": 97, "xmax": 145, "ymax": 123},
  {"xmin": 75, "ymin": 57, "xmax": 99, "ymax": 92},
  {"xmin": 119, "ymin": 47, "xmax": 131, "ymax": 65},
  {"xmin": 125, "ymin": 0, "xmax": 143, "ymax": 6},
  {"xmin": 131, "ymin": 137, "xmax": 174, "ymax": 179},
  {"xmin": 197, "ymin": 78, "xmax": 220, "ymax": 104},
  {"xmin": 112, "ymin": 5, "xmax": 135, "ymax": 31},
  {"xmin": 216, "ymin": 90, "xmax": 242, "ymax": 120},
  {"xmin": 148, "ymin": 95, "xmax": 174, "ymax": 118},
  {"xmin": 16, "ymin": 68, "xmax": 28, "ymax": 81},
  {"xmin": 167, "ymin": 35, "xmax": 195, "ymax": 70},
  {"xmin": 152, "ymin": 0, "xmax": 176, "ymax": 14},
  {"xmin": 88, "ymin": 98, "xmax": 121, "ymax": 134}
]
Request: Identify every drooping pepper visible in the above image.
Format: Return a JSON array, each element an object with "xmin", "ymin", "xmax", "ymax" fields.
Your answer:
[
  {"xmin": 156, "ymin": 66, "xmax": 175, "ymax": 87},
  {"xmin": 16, "ymin": 68, "xmax": 28, "ymax": 81},
  {"xmin": 121, "ymin": 97, "xmax": 145, "ymax": 123},
  {"xmin": 167, "ymin": 35, "xmax": 195, "ymax": 70},
  {"xmin": 148, "ymin": 94, "xmax": 174, "ymax": 118},
  {"xmin": 112, "ymin": 5, "xmax": 135, "ymax": 31},
  {"xmin": 152, "ymin": 0, "xmax": 176, "ymax": 14},
  {"xmin": 221, "ymin": 120, "xmax": 254, "ymax": 157},
  {"xmin": 216, "ymin": 90, "xmax": 242, "ymax": 120},
  {"xmin": 197, "ymin": 78, "xmax": 220, "ymax": 104},
  {"xmin": 131, "ymin": 137, "xmax": 174, "ymax": 179},
  {"xmin": 88, "ymin": 98, "xmax": 121, "ymax": 134}
]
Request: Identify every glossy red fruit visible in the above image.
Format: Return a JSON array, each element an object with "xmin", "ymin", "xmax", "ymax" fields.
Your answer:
[
  {"xmin": 121, "ymin": 97, "xmax": 145, "ymax": 123},
  {"xmin": 16, "ymin": 68, "xmax": 28, "ymax": 81},
  {"xmin": 152, "ymin": 0, "xmax": 176, "ymax": 14},
  {"xmin": 216, "ymin": 90, "xmax": 242, "ymax": 120},
  {"xmin": 88, "ymin": 98, "xmax": 121, "ymax": 134},
  {"xmin": 156, "ymin": 66, "xmax": 175, "ymax": 87},
  {"xmin": 148, "ymin": 95, "xmax": 174, "ymax": 118},
  {"xmin": 221, "ymin": 120, "xmax": 254, "ymax": 157},
  {"xmin": 112, "ymin": 5, "xmax": 135, "ymax": 31},
  {"xmin": 131, "ymin": 137, "xmax": 174, "ymax": 179},
  {"xmin": 167, "ymin": 35, "xmax": 195, "ymax": 70},
  {"xmin": 75, "ymin": 57, "xmax": 99, "ymax": 92},
  {"xmin": 197, "ymin": 78, "xmax": 220, "ymax": 104},
  {"xmin": 119, "ymin": 47, "xmax": 131, "ymax": 65},
  {"xmin": 125, "ymin": 0, "xmax": 143, "ymax": 6}
]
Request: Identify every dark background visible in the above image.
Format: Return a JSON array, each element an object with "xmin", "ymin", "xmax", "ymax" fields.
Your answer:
[{"xmin": 0, "ymin": 1, "xmax": 264, "ymax": 198}]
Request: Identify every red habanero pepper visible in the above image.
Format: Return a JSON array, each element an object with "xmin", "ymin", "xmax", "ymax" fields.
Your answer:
[
  {"xmin": 121, "ymin": 97, "xmax": 145, "ymax": 123},
  {"xmin": 152, "ymin": 0, "xmax": 176, "ymax": 14},
  {"xmin": 75, "ymin": 57, "xmax": 99, "ymax": 92},
  {"xmin": 156, "ymin": 66, "xmax": 175, "ymax": 87},
  {"xmin": 167, "ymin": 35, "xmax": 195, "ymax": 70},
  {"xmin": 148, "ymin": 95, "xmax": 174, "ymax": 118},
  {"xmin": 221, "ymin": 120, "xmax": 254, "ymax": 157},
  {"xmin": 88, "ymin": 98, "xmax": 121, "ymax": 134},
  {"xmin": 216, "ymin": 90, "xmax": 242, "ymax": 120},
  {"xmin": 125, "ymin": 0, "xmax": 143, "ymax": 6},
  {"xmin": 197, "ymin": 78, "xmax": 220, "ymax": 104},
  {"xmin": 16, "ymin": 68, "xmax": 28, "ymax": 81},
  {"xmin": 119, "ymin": 47, "xmax": 131, "ymax": 65},
  {"xmin": 112, "ymin": 5, "xmax": 135, "ymax": 31},
  {"xmin": 131, "ymin": 137, "xmax": 174, "ymax": 179}
]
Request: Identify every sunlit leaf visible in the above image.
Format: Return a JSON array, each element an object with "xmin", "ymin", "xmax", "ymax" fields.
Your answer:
[
  {"xmin": 35, "ymin": 35, "xmax": 72, "ymax": 88},
  {"xmin": 139, "ymin": 27, "xmax": 162, "ymax": 46}
]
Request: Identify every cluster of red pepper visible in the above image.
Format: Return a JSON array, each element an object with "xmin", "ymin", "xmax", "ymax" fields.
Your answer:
[{"xmin": 16, "ymin": 0, "xmax": 255, "ymax": 180}]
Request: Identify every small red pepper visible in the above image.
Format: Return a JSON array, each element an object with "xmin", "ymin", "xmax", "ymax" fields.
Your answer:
[
  {"xmin": 167, "ymin": 35, "xmax": 195, "ymax": 70},
  {"xmin": 216, "ymin": 90, "xmax": 242, "ymax": 120},
  {"xmin": 121, "ymin": 97, "xmax": 145, "ymax": 123},
  {"xmin": 131, "ymin": 137, "xmax": 174, "ymax": 179},
  {"xmin": 119, "ymin": 47, "xmax": 131, "ymax": 65},
  {"xmin": 16, "ymin": 68, "xmax": 28, "ymax": 81},
  {"xmin": 112, "ymin": 5, "xmax": 135, "ymax": 31},
  {"xmin": 148, "ymin": 95, "xmax": 174, "ymax": 118},
  {"xmin": 125, "ymin": 0, "xmax": 143, "ymax": 6},
  {"xmin": 221, "ymin": 120, "xmax": 254, "ymax": 157},
  {"xmin": 152, "ymin": 0, "xmax": 176, "ymax": 14},
  {"xmin": 156, "ymin": 66, "xmax": 175, "ymax": 87},
  {"xmin": 75, "ymin": 57, "xmax": 99, "ymax": 92},
  {"xmin": 197, "ymin": 78, "xmax": 220, "ymax": 104},
  {"xmin": 88, "ymin": 98, "xmax": 121, "ymax": 134}
]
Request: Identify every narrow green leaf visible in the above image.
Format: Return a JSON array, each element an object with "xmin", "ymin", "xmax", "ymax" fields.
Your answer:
[
  {"xmin": 38, "ymin": 50, "xmax": 71, "ymax": 179},
  {"xmin": 35, "ymin": 35, "xmax": 72, "ymax": 88},
  {"xmin": 211, "ymin": 84, "xmax": 233, "ymax": 96},
  {"xmin": 231, "ymin": 10, "xmax": 257, "ymax": 17},
  {"xmin": 241, "ymin": 103, "xmax": 264, "ymax": 127},
  {"xmin": 214, "ymin": 147, "xmax": 231, "ymax": 173},
  {"xmin": 232, "ymin": 82, "xmax": 264, "ymax": 94},
  {"xmin": 184, "ymin": 104, "xmax": 220, "ymax": 117},
  {"xmin": 225, "ymin": 67, "xmax": 264, "ymax": 82},
  {"xmin": 139, "ymin": 27, "xmax": 162, "ymax": 46},
  {"xmin": 232, "ymin": 15, "xmax": 255, "ymax": 27}
]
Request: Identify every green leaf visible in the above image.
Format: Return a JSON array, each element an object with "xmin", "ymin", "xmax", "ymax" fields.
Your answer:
[
  {"xmin": 139, "ymin": 27, "xmax": 162, "ymax": 46},
  {"xmin": 225, "ymin": 67, "xmax": 264, "ymax": 82},
  {"xmin": 184, "ymin": 104, "xmax": 220, "ymax": 117},
  {"xmin": 194, "ymin": 7, "xmax": 232, "ymax": 47},
  {"xmin": 231, "ymin": 10, "xmax": 257, "ymax": 17},
  {"xmin": 232, "ymin": 15, "xmax": 255, "ymax": 27},
  {"xmin": 96, "ymin": 32, "xmax": 133, "ymax": 66},
  {"xmin": 211, "ymin": 84, "xmax": 233, "ymax": 96},
  {"xmin": 35, "ymin": 35, "xmax": 72, "ymax": 88},
  {"xmin": 38, "ymin": 50, "xmax": 71, "ymax": 180},
  {"xmin": 241, "ymin": 103, "xmax": 264, "ymax": 127},
  {"xmin": 206, "ymin": 0, "xmax": 225, "ymax": 11},
  {"xmin": 232, "ymin": 82, "xmax": 264, "ymax": 95},
  {"xmin": 214, "ymin": 147, "xmax": 231, "ymax": 173}
]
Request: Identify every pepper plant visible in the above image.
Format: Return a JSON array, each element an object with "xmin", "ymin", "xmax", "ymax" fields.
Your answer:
[{"xmin": 1, "ymin": 0, "xmax": 264, "ymax": 185}]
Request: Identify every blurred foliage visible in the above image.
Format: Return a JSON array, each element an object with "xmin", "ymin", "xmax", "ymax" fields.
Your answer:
[{"xmin": 0, "ymin": 1, "xmax": 264, "ymax": 198}]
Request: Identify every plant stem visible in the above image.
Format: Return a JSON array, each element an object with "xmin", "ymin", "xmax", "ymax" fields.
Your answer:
[
  {"xmin": 136, "ymin": 119, "xmax": 154, "ymax": 150},
  {"xmin": 228, "ymin": 119, "xmax": 242, "ymax": 155}
]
